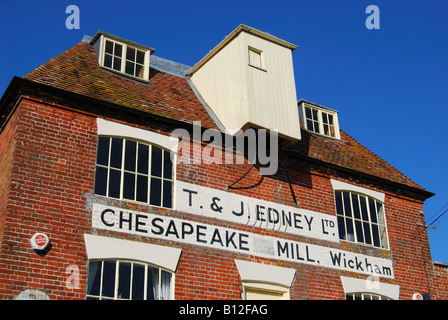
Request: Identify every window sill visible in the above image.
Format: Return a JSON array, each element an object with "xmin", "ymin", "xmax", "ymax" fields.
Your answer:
[
  {"xmin": 339, "ymin": 238, "xmax": 390, "ymax": 252},
  {"xmin": 248, "ymin": 64, "xmax": 267, "ymax": 72},
  {"xmin": 92, "ymin": 193, "xmax": 173, "ymax": 211},
  {"xmin": 100, "ymin": 66, "xmax": 150, "ymax": 83},
  {"xmin": 306, "ymin": 130, "xmax": 341, "ymax": 141}
]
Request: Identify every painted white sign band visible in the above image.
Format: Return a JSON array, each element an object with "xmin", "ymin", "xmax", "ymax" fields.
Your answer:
[
  {"xmin": 176, "ymin": 181, "xmax": 339, "ymax": 242},
  {"xmin": 92, "ymin": 203, "xmax": 394, "ymax": 279}
]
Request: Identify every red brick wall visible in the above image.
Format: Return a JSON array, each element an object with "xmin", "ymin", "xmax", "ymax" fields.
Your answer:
[
  {"xmin": 0, "ymin": 99, "xmax": 20, "ymax": 294},
  {"xmin": 0, "ymin": 97, "xmax": 97, "ymax": 299},
  {"xmin": 0, "ymin": 95, "xmax": 444, "ymax": 300},
  {"xmin": 433, "ymin": 263, "xmax": 448, "ymax": 300}
]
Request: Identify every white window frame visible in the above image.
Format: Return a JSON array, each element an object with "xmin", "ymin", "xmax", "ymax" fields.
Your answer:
[
  {"xmin": 84, "ymin": 234, "xmax": 181, "ymax": 300},
  {"xmin": 85, "ymin": 259, "xmax": 174, "ymax": 300},
  {"xmin": 248, "ymin": 46, "xmax": 265, "ymax": 71},
  {"xmin": 340, "ymin": 276, "xmax": 399, "ymax": 300},
  {"xmin": 235, "ymin": 260, "xmax": 295, "ymax": 300},
  {"xmin": 301, "ymin": 103, "xmax": 340, "ymax": 139},
  {"xmin": 95, "ymin": 118, "xmax": 179, "ymax": 209},
  {"xmin": 99, "ymin": 36, "xmax": 151, "ymax": 82},
  {"xmin": 331, "ymin": 179, "xmax": 389, "ymax": 249},
  {"xmin": 242, "ymin": 282, "xmax": 290, "ymax": 300},
  {"xmin": 346, "ymin": 292, "xmax": 391, "ymax": 300},
  {"xmin": 94, "ymin": 137, "xmax": 175, "ymax": 208}
]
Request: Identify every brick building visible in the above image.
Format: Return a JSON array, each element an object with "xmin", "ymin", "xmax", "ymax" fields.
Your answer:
[{"xmin": 0, "ymin": 25, "xmax": 445, "ymax": 300}]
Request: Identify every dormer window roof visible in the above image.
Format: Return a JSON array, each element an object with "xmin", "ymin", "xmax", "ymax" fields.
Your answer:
[
  {"xmin": 298, "ymin": 100, "xmax": 340, "ymax": 139},
  {"xmin": 90, "ymin": 31, "xmax": 154, "ymax": 82}
]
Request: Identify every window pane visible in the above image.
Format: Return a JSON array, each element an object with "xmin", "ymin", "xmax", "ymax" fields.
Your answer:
[
  {"xmin": 160, "ymin": 270, "xmax": 172, "ymax": 300},
  {"xmin": 97, "ymin": 137, "xmax": 110, "ymax": 166},
  {"xmin": 113, "ymin": 57, "xmax": 122, "ymax": 71},
  {"xmin": 124, "ymin": 140, "xmax": 137, "ymax": 172},
  {"xmin": 360, "ymin": 196, "xmax": 369, "ymax": 221},
  {"xmin": 163, "ymin": 180, "xmax": 172, "ymax": 208},
  {"xmin": 118, "ymin": 262, "xmax": 131, "ymax": 300},
  {"xmin": 249, "ymin": 48, "xmax": 261, "ymax": 68},
  {"xmin": 136, "ymin": 50, "xmax": 145, "ymax": 64},
  {"xmin": 343, "ymin": 192, "xmax": 352, "ymax": 217},
  {"xmin": 105, "ymin": 40, "xmax": 114, "ymax": 54},
  {"xmin": 163, "ymin": 150, "xmax": 173, "ymax": 179},
  {"xmin": 104, "ymin": 54, "xmax": 112, "ymax": 69},
  {"xmin": 110, "ymin": 138, "xmax": 123, "ymax": 169},
  {"xmin": 151, "ymin": 146, "xmax": 163, "ymax": 177},
  {"xmin": 377, "ymin": 203, "xmax": 385, "ymax": 225},
  {"xmin": 312, "ymin": 109, "xmax": 318, "ymax": 120},
  {"xmin": 137, "ymin": 144, "xmax": 149, "ymax": 174},
  {"xmin": 351, "ymin": 193, "xmax": 361, "ymax": 219},
  {"xmin": 345, "ymin": 217, "xmax": 354, "ymax": 241},
  {"xmin": 148, "ymin": 267, "xmax": 159, "ymax": 300},
  {"xmin": 87, "ymin": 261, "xmax": 102, "ymax": 296},
  {"xmin": 313, "ymin": 121, "xmax": 320, "ymax": 133},
  {"xmin": 132, "ymin": 264, "xmax": 145, "ymax": 300},
  {"xmin": 125, "ymin": 61, "xmax": 134, "ymax": 76},
  {"xmin": 363, "ymin": 221, "xmax": 372, "ymax": 245},
  {"xmin": 306, "ymin": 120, "xmax": 313, "ymax": 131},
  {"xmin": 114, "ymin": 43, "xmax": 123, "ymax": 56},
  {"xmin": 102, "ymin": 261, "xmax": 116, "ymax": 298},
  {"xmin": 372, "ymin": 224, "xmax": 380, "ymax": 247},
  {"xmin": 305, "ymin": 107, "xmax": 312, "ymax": 119},
  {"xmin": 322, "ymin": 113, "xmax": 328, "ymax": 124},
  {"xmin": 135, "ymin": 64, "xmax": 143, "ymax": 78},
  {"xmin": 136, "ymin": 175, "xmax": 148, "ymax": 203},
  {"xmin": 379, "ymin": 225, "xmax": 388, "ymax": 248},
  {"xmin": 369, "ymin": 198, "xmax": 378, "ymax": 223},
  {"xmin": 150, "ymin": 177, "xmax": 162, "ymax": 206},
  {"xmin": 126, "ymin": 47, "xmax": 136, "ymax": 61},
  {"xmin": 355, "ymin": 220, "xmax": 364, "ymax": 243},
  {"xmin": 337, "ymin": 215, "xmax": 346, "ymax": 240},
  {"xmin": 108, "ymin": 169, "xmax": 121, "ymax": 199},
  {"xmin": 123, "ymin": 172, "xmax": 136, "ymax": 200},
  {"xmin": 94, "ymin": 166, "xmax": 108, "ymax": 196},
  {"xmin": 335, "ymin": 191, "xmax": 344, "ymax": 216}
]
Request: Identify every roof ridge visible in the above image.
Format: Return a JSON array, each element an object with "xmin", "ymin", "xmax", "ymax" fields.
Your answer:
[{"xmin": 18, "ymin": 36, "xmax": 430, "ymax": 195}]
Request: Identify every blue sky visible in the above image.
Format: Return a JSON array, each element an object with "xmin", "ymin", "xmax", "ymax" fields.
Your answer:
[{"xmin": 1, "ymin": 1, "xmax": 447, "ymax": 263}]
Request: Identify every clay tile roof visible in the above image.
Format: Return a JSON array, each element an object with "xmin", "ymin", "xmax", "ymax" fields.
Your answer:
[
  {"xmin": 291, "ymin": 126, "xmax": 427, "ymax": 191},
  {"xmin": 21, "ymin": 40, "xmax": 431, "ymax": 195},
  {"xmin": 23, "ymin": 41, "xmax": 219, "ymax": 130}
]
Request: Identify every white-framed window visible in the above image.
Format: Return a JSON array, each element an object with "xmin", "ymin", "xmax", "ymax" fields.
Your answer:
[
  {"xmin": 234, "ymin": 260, "xmax": 295, "ymax": 300},
  {"xmin": 340, "ymin": 276, "xmax": 399, "ymax": 300},
  {"xmin": 335, "ymin": 190, "xmax": 388, "ymax": 249},
  {"xmin": 304, "ymin": 105, "xmax": 338, "ymax": 138},
  {"xmin": 299, "ymin": 101, "xmax": 340, "ymax": 139},
  {"xmin": 86, "ymin": 260, "xmax": 174, "ymax": 300},
  {"xmin": 248, "ymin": 46, "xmax": 264, "ymax": 70},
  {"xmin": 242, "ymin": 282, "xmax": 290, "ymax": 300},
  {"xmin": 346, "ymin": 292, "xmax": 391, "ymax": 300},
  {"xmin": 94, "ymin": 136, "xmax": 174, "ymax": 208},
  {"xmin": 100, "ymin": 37, "xmax": 150, "ymax": 81}
]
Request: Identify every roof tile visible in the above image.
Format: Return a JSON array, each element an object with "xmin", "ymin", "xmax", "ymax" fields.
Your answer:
[
  {"xmin": 22, "ymin": 40, "xmax": 428, "ymax": 193},
  {"xmin": 23, "ymin": 42, "xmax": 219, "ymax": 129}
]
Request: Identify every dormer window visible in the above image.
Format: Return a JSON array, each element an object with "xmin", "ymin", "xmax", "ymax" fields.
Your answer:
[
  {"xmin": 91, "ymin": 31, "xmax": 154, "ymax": 82},
  {"xmin": 102, "ymin": 38, "xmax": 149, "ymax": 80},
  {"xmin": 298, "ymin": 100, "xmax": 340, "ymax": 139}
]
